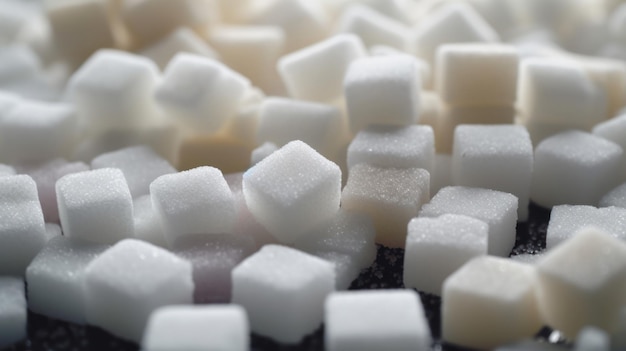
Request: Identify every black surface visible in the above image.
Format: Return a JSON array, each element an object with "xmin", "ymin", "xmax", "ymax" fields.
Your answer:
[{"xmin": 3, "ymin": 203, "xmax": 554, "ymax": 351}]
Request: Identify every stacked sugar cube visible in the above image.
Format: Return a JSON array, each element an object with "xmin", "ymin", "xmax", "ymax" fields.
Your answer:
[{"xmin": 3, "ymin": 0, "xmax": 626, "ymax": 350}]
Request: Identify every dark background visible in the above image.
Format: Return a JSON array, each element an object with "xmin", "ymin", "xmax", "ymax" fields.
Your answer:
[{"xmin": 3, "ymin": 203, "xmax": 558, "ymax": 351}]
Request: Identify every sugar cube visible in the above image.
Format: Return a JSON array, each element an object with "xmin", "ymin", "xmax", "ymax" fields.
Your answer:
[
  {"xmin": 231, "ymin": 244, "xmax": 335, "ymax": 343},
  {"xmin": 67, "ymin": 49, "xmax": 160, "ymax": 131},
  {"xmin": 546, "ymin": 205, "xmax": 626, "ymax": 249},
  {"xmin": 436, "ymin": 43, "xmax": 519, "ymax": 106},
  {"xmin": 26, "ymin": 236, "xmax": 108, "ymax": 324},
  {"xmin": 154, "ymin": 53, "xmax": 250, "ymax": 133},
  {"xmin": 344, "ymin": 55, "xmax": 421, "ymax": 133},
  {"xmin": 341, "ymin": 164, "xmax": 430, "ymax": 248},
  {"xmin": 536, "ymin": 227, "xmax": 626, "ymax": 338},
  {"xmin": 325, "ymin": 289, "xmax": 431, "ymax": 351},
  {"xmin": 531, "ymin": 131, "xmax": 623, "ymax": 208},
  {"xmin": 142, "ymin": 305, "xmax": 249, "ymax": 351},
  {"xmin": 84, "ymin": 239, "xmax": 194, "ymax": 342},
  {"xmin": 420, "ymin": 186, "xmax": 518, "ymax": 257},
  {"xmin": 56, "ymin": 168, "xmax": 134, "ymax": 244},
  {"xmin": 243, "ymin": 140, "xmax": 341, "ymax": 244},
  {"xmin": 442, "ymin": 256, "xmax": 542, "ymax": 349},
  {"xmin": 0, "ymin": 101, "xmax": 78, "ymax": 163},
  {"xmin": 404, "ymin": 214, "xmax": 489, "ymax": 295},
  {"xmin": 150, "ymin": 166, "xmax": 236, "ymax": 245},
  {"xmin": 517, "ymin": 58, "xmax": 606, "ymax": 128},
  {"xmin": 452, "ymin": 125, "xmax": 533, "ymax": 221},
  {"xmin": 347, "ymin": 125, "xmax": 434, "ymax": 174},
  {"xmin": 278, "ymin": 34, "xmax": 366, "ymax": 103},
  {"xmin": 0, "ymin": 175, "xmax": 46, "ymax": 276}
]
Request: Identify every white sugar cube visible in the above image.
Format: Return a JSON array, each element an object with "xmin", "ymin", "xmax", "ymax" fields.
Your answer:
[
  {"xmin": 56, "ymin": 168, "xmax": 134, "ymax": 244},
  {"xmin": 325, "ymin": 290, "xmax": 431, "ymax": 351},
  {"xmin": 413, "ymin": 2, "xmax": 499, "ymax": 68},
  {"xmin": 404, "ymin": 214, "xmax": 489, "ymax": 295},
  {"xmin": 442, "ymin": 256, "xmax": 542, "ymax": 349},
  {"xmin": 225, "ymin": 173, "xmax": 279, "ymax": 250},
  {"xmin": 531, "ymin": 131, "xmax": 623, "ymax": 208},
  {"xmin": 344, "ymin": 55, "xmax": 421, "ymax": 133},
  {"xmin": 517, "ymin": 59, "xmax": 605, "ymax": 127},
  {"xmin": 256, "ymin": 98, "xmax": 343, "ymax": 157},
  {"xmin": 243, "ymin": 141, "xmax": 341, "ymax": 244},
  {"xmin": 84, "ymin": 239, "xmax": 194, "ymax": 342},
  {"xmin": 0, "ymin": 277, "xmax": 26, "ymax": 349},
  {"xmin": 120, "ymin": 0, "xmax": 217, "ymax": 48},
  {"xmin": 142, "ymin": 305, "xmax": 249, "ymax": 351},
  {"xmin": 336, "ymin": 4, "xmax": 411, "ymax": 51},
  {"xmin": 173, "ymin": 233, "xmax": 254, "ymax": 303},
  {"xmin": 133, "ymin": 195, "xmax": 168, "ymax": 248},
  {"xmin": 141, "ymin": 26, "xmax": 218, "ymax": 71},
  {"xmin": 574, "ymin": 327, "xmax": 609, "ymax": 351},
  {"xmin": 0, "ymin": 101, "xmax": 77, "ymax": 163},
  {"xmin": 341, "ymin": 164, "xmax": 430, "ymax": 248},
  {"xmin": 92, "ymin": 145, "xmax": 176, "ymax": 198},
  {"xmin": 26, "ymin": 236, "xmax": 107, "ymax": 324},
  {"xmin": 547, "ymin": 205, "xmax": 626, "ymax": 249},
  {"xmin": 347, "ymin": 125, "xmax": 434, "ymax": 175},
  {"xmin": 600, "ymin": 182, "xmax": 626, "ymax": 208},
  {"xmin": 452, "ymin": 125, "xmax": 533, "ymax": 221},
  {"xmin": 210, "ymin": 26, "xmax": 285, "ymax": 94},
  {"xmin": 0, "ymin": 175, "xmax": 46, "ymax": 276},
  {"xmin": 46, "ymin": 0, "xmax": 115, "ymax": 67},
  {"xmin": 18, "ymin": 159, "xmax": 89, "ymax": 223},
  {"xmin": 279, "ymin": 34, "xmax": 366, "ymax": 103},
  {"xmin": 67, "ymin": 50, "xmax": 160, "ymax": 131},
  {"xmin": 150, "ymin": 166, "xmax": 236, "ymax": 245},
  {"xmin": 249, "ymin": 0, "xmax": 329, "ymax": 53},
  {"xmin": 154, "ymin": 53, "xmax": 250, "ymax": 133},
  {"xmin": 250, "ymin": 142, "xmax": 278, "ymax": 167},
  {"xmin": 436, "ymin": 44, "xmax": 519, "ymax": 106},
  {"xmin": 420, "ymin": 186, "xmax": 518, "ymax": 257},
  {"xmin": 536, "ymin": 227, "xmax": 626, "ymax": 338},
  {"xmin": 232, "ymin": 244, "xmax": 335, "ymax": 343}
]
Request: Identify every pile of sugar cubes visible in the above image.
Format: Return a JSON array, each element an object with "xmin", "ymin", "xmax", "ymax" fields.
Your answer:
[{"xmin": 3, "ymin": 0, "xmax": 626, "ymax": 350}]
